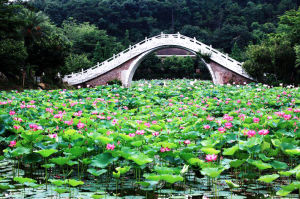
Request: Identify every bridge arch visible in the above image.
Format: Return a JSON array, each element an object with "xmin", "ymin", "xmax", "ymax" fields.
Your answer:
[
  {"xmin": 63, "ymin": 33, "xmax": 254, "ymax": 87},
  {"xmin": 121, "ymin": 45, "xmax": 217, "ymax": 87}
]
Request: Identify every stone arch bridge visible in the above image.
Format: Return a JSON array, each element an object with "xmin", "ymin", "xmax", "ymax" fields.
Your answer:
[{"xmin": 63, "ymin": 33, "xmax": 254, "ymax": 87}]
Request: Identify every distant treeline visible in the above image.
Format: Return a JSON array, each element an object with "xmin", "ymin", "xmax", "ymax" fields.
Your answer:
[{"xmin": 0, "ymin": 0, "xmax": 299, "ymax": 87}]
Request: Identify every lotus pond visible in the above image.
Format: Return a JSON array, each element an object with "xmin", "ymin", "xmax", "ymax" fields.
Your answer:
[{"xmin": 0, "ymin": 80, "xmax": 299, "ymax": 199}]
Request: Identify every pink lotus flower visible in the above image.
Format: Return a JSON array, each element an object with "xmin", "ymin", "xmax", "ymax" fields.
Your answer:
[
  {"xmin": 136, "ymin": 120, "xmax": 143, "ymax": 124},
  {"xmin": 136, "ymin": 130, "xmax": 145, "ymax": 135},
  {"xmin": 205, "ymin": 154, "xmax": 217, "ymax": 162},
  {"xmin": 237, "ymin": 99, "xmax": 241, "ymax": 103},
  {"xmin": 112, "ymin": 119, "xmax": 118, "ymax": 125},
  {"xmin": 77, "ymin": 121, "xmax": 85, "ymax": 129},
  {"xmin": 64, "ymin": 119, "xmax": 73, "ymax": 126},
  {"xmin": 129, "ymin": 133, "xmax": 135, "ymax": 137},
  {"xmin": 218, "ymin": 127, "xmax": 226, "ymax": 133},
  {"xmin": 9, "ymin": 140, "xmax": 16, "ymax": 147},
  {"xmin": 144, "ymin": 123, "xmax": 151, "ymax": 128},
  {"xmin": 160, "ymin": 147, "xmax": 171, "ymax": 153},
  {"xmin": 203, "ymin": 125, "xmax": 210, "ymax": 129},
  {"xmin": 247, "ymin": 130, "xmax": 256, "ymax": 138},
  {"xmin": 107, "ymin": 116, "xmax": 112, "ymax": 120},
  {"xmin": 13, "ymin": 125, "xmax": 20, "ymax": 130},
  {"xmin": 283, "ymin": 114, "xmax": 291, "ymax": 120},
  {"xmin": 258, "ymin": 129, "xmax": 269, "ymax": 135},
  {"xmin": 9, "ymin": 111, "xmax": 15, "ymax": 116},
  {"xmin": 73, "ymin": 111, "xmax": 82, "ymax": 117},
  {"xmin": 152, "ymin": 132, "xmax": 159, "ymax": 136},
  {"xmin": 152, "ymin": 121, "xmax": 158, "ymax": 124},
  {"xmin": 225, "ymin": 122, "xmax": 233, "ymax": 129},
  {"xmin": 167, "ymin": 119, "xmax": 172, "ymax": 122},
  {"xmin": 207, "ymin": 116, "xmax": 215, "ymax": 121},
  {"xmin": 253, "ymin": 118, "xmax": 260, "ymax": 123},
  {"xmin": 223, "ymin": 114, "xmax": 233, "ymax": 121},
  {"xmin": 97, "ymin": 115, "xmax": 106, "ymax": 119},
  {"xmin": 46, "ymin": 108, "xmax": 54, "ymax": 113},
  {"xmin": 91, "ymin": 111, "xmax": 98, "ymax": 115},
  {"xmin": 14, "ymin": 117, "xmax": 23, "ymax": 122},
  {"xmin": 184, "ymin": 140, "xmax": 191, "ymax": 145},
  {"xmin": 106, "ymin": 143, "xmax": 115, "ymax": 150},
  {"xmin": 49, "ymin": 133, "xmax": 58, "ymax": 139},
  {"xmin": 275, "ymin": 112, "xmax": 284, "ymax": 117},
  {"xmin": 29, "ymin": 124, "xmax": 38, "ymax": 129},
  {"xmin": 54, "ymin": 113, "xmax": 63, "ymax": 119}
]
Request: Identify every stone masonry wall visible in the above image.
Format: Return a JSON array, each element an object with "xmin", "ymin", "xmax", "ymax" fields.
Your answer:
[{"xmin": 209, "ymin": 61, "xmax": 254, "ymax": 84}]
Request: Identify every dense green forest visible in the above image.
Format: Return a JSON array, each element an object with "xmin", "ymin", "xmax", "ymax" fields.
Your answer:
[{"xmin": 1, "ymin": 0, "xmax": 299, "ymax": 88}]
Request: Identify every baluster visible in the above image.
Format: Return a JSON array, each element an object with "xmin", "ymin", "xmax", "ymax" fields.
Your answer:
[
  {"xmin": 178, "ymin": 32, "xmax": 180, "ymax": 38},
  {"xmin": 145, "ymin": 37, "xmax": 147, "ymax": 42}
]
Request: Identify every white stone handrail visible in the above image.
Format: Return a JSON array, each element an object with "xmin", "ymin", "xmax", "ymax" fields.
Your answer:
[{"xmin": 63, "ymin": 33, "xmax": 252, "ymax": 85}]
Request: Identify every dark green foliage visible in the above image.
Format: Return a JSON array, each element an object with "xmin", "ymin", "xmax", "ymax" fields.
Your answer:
[
  {"xmin": 243, "ymin": 7, "xmax": 300, "ymax": 85},
  {"xmin": 107, "ymin": 79, "xmax": 122, "ymax": 86},
  {"xmin": 29, "ymin": 0, "xmax": 300, "ymax": 56},
  {"xmin": 63, "ymin": 54, "xmax": 92, "ymax": 75},
  {"xmin": 133, "ymin": 54, "xmax": 210, "ymax": 80},
  {"xmin": 0, "ymin": 39, "xmax": 27, "ymax": 80}
]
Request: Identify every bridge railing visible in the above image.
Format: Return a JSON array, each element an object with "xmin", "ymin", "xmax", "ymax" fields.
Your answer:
[{"xmin": 63, "ymin": 33, "xmax": 250, "ymax": 84}]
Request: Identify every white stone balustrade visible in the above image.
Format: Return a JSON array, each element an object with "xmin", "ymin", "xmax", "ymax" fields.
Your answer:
[{"xmin": 63, "ymin": 33, "xmax": 252, "ymax": 85}]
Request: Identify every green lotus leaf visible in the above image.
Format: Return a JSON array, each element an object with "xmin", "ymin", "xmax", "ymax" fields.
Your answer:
[
  {"xmin": 87, "ymin": 168, "xmax": 107, "ymax": 176},
  {"xmin": 42, "ymin": 163, "xmax": 55, "ymax": 169},
  {"xmin": 116, "ymin": 166, "xmax": 131, "ymax": 175},
  {"xmin": 271, "ymin": 161, "xmax": 288, "ymax": 170},
  {"xmin": 96, "ymin": 136, "xmax": 113, "ymax": 145},
  {"xmin": 248, "ymin": 160, "xmax": 272, "ymax": 170},
  {"xmin": 225, "ymin": 180, "xmax": 239, "ymax": 189},
  {"xmin": 285, "ymin": 148, "xmax": 300, "ymax": 156},
  {"xmin": 54, "ymin": 188, "xmax": 69, "ymax": 194},
  {"xmin": 201, "ymin": 167, "xmax": 224, "ymax": 178},
  {"xmin": 50, "ymin": 157, "xmax": 70, "ymax": 166},
  {"xmin": 13, "ymin": 177, "xmax": 37, "ymax": 184},
  {"xmin": 67, "ymin": 179, "xmax": 84, "ymax": 187},
  {"xmin": 229, "ymin": 159, "xmax": 246, "ymax": 168},
  {"xmin": 131, "ymin": 141, "xmax": 143, "ymax": 147},
  {"xmin": 11, "ymin": 147, "xmax": 31, "ymax": 157},
  {"xmin": 91, "ymin": 153, "xmax": 118, "ymax": 168},
  {"xmin": 128, "ymin": 153, "xmax": 153, "ymax": 166},
  {"xmin": 258, "ymin": 174, "xmax": 279, "ymax": 183},
  {"xmin": 91, "ymin": 194, "xmax": 105, "ymax": 199},
  {"xmin": 223, "ymin": 144, "xmax": 239, "ymax": 156},
  {"xmin": 49, "ymin": 179, "xmax": 66, "ymax": 186},
  {"xmin": 201, "ymin": 147, "xmax": 220, "ymax": 154},
  {"xmin": 0, "ymin": 183, "xmax": 14, "ymax": 190},
  {"xmin": 160, "ymin": 174, "xmax": 183, "ymax": 184},
  {"xmin": 35, "ymin": 149, "xmax": 58, "ymax": 158}
]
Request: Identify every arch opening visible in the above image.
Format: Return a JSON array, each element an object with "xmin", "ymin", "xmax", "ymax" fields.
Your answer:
[{"xmin": 122, "ymin": 46, "xmax": 216, "ymax": 87}]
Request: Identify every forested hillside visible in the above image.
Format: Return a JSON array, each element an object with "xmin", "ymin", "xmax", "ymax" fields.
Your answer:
[
  {"xmin": 30, "ymin": 0, "xmax": 300, "ymax": 55},
  {"xmin": 1, "ymin": 0, "xmax": 299, "ymax": 89}
]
